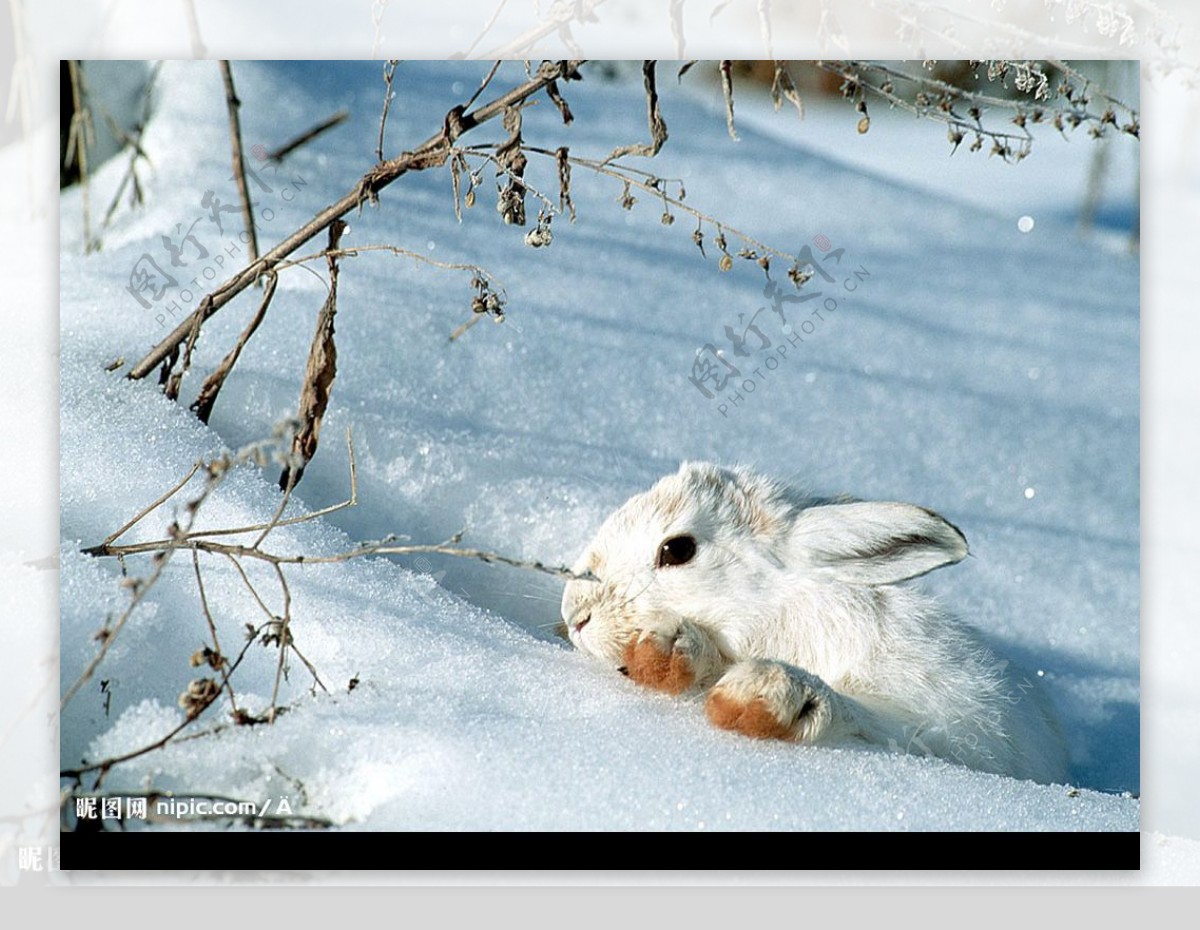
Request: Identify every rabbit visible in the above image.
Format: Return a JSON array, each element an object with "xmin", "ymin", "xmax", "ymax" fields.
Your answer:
[{"xmin": 559, "ymin": 462, "xmax": 1069, "ymax": 784}]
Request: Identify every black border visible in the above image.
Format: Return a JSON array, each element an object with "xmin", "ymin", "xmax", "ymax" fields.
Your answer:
[{"xmin": 60, "ymin": 829, "xmax": 1140, "ymax": 871}]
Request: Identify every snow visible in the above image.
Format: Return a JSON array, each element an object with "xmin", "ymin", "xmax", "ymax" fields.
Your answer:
[{"xmin": 59, "ymin": 60, "xmax": 1140, "ymax": 833}]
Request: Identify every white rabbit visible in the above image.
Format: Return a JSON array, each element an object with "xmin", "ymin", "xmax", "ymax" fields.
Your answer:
[{"xmin": 560, "ymin": 462, "xmax": 1069, "ymax": 784}]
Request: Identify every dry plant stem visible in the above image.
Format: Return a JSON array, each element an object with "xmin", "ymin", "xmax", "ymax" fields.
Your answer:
[
  {"xmin": 65, "ymin": 60, "xmax": 93, "ymax": 253},
  {"xmin": 61, "ymin": 621, "xmax": 271, "ymax": 781},
  {"xmin": 462, "ymin": 60, "xmax": 503, "ymax": 112},
  {"xmin": 96, "ymin": 461, "xmax": 202, "ymax": 550},
  {"xmin": 192, "ymin": 270, "xmax": 279, "ymax": 423},
  {"xmin": 458, "ymin": 2, "xmax": 512, "ymax": 58},
  {"xmin": 720, "ymin": 59, "xmax": 738, "ymax": 140},
  {"xmin": 99, "ymin": 130, "xmax": 144, "ymax": 231},
  {"xmin": 98, "ymin": 62, "xmax": 159, "ymax": 232},
  {"xmin": 6, "ymin": 1, "xmax": 34, "ymax": 138},
  {"xmin": 128, "ymin": 59, "xmax": 585, "ymax": 384},
  {"xmin": 268, "ymin": 110, "xmax": 349, "ymax": 163},
  {"xmin": 93, "ymin": 535, "xmax": 594, "ymax": 582},
  {"xmin": 222, "ymin": 552, "xmax": 279, "ymax": 622},
  {"xmin": 164, "ymin": 300, "xmax": 204, "ymax": 401},
  {"xmin": 524, "ymin": 145, "xmax": 798, "ymax": 264},
  {"xmin": 219, "ymin": 60, "xmax": 259, "ymax": 265},
  {"xmin": 376, "ymin": 60, "xmax": 399, "ymax": 163},
  {"xmin": 480, "ymin": 0, "xmax": 604, "ymax": 58},
  {"xmin": 191, "ymin": 550, "xmax": 240, "ymax": 715},
  {"xmin": 278, "ymin": 245, "xmax": 505, "ymax": 289},
  {"xmin": 62, "ymin": 464, "xmax": 216, "ymax": 711},
  {"xmin": 268, "ymin": 563, "xmax": 292, "ymax": 722},
  {"xmin": 81, "ymin": 428, "xmax": 357, "ymax": 554},
  {"xmin": 448, "ymin": 315, "xmax": 485, "ymax": 342},
  {"xmin": 1047, "ymin": 58, "xmax": 1138, "ymax": 116}
]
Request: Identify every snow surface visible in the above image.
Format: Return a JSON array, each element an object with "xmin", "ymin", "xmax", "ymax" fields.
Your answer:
[{"xmin": 59, "ymin": 60, "xmax": 1140, "ymax": 832}]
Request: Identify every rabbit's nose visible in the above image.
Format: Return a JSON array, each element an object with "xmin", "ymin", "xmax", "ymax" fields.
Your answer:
[{"xmin": 573, "ymin": 612, "xmax": 591, "ymax": 633}]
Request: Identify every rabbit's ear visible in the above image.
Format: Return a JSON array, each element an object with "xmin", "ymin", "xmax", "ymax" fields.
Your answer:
[{"xmin": 790, "ymin": 502, "xmax": 968, "ymax": 584}]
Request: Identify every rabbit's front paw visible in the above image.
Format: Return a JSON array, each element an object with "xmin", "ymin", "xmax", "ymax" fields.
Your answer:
[
  {"xmin": 621, "ymin": 621, "xmax": 722, "ymax": 695},
  {"xmin": 705, "ymin": 659, "xmax": 835, "ymax": 743}
]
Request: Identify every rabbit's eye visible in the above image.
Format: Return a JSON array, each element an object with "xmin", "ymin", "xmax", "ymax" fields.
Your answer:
[{"xmin": 657, "ymin": 535, "xmax": 697, "ymax": 568}]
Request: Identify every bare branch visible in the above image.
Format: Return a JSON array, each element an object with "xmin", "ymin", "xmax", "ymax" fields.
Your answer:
[{"xmin": 128, "ymin": 59, "xmax": 585, "ymax": 384}]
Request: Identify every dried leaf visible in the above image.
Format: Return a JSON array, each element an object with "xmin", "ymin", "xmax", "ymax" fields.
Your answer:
[
  {"xmin": 770, "ymin": 62, "xmax": 804, "ymax": 119},
  {"xmin": 192, "ymin": 271, "xmax": 279, "ymax": 424},
  {"xmin": 602, "ymin": 61, "xmax": 668, "ymax": 164},
  {"xmin": 495, "ymin": 105, "xmax": 527, "ymax": 226},
  {"xmin": 546, "ymin": 79, "xmax": 574, "ymax": 125},
  {"xmin": 280, "ymin": 222, "xmax": 344, "ymax": 491},
  {"xmin": 556, "ymin": 146, "xmax": 576, "ymax": 222},
  {"xmin": 451, "ymin": 152, "xmax": 463, "ymax": 223}
]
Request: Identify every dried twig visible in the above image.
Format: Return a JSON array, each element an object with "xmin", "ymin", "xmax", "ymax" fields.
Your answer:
[
  {"xmin": 719, "ymin": 59, "xmax": 738, "ymax": 141},
  {"xmin": 376, "ymin": 60, "xmax": 399, "ymax": 163},
  {"xmin": 524, "ymin": 144, "xmax": 797, "ymax": 267},
  {"xmin": 95, "ymin": 461, "xmax": 203, "ymax": 552},
  {"xmin": 268, "ymin": 563, "xmax": 292, "ymax": 721},
  {"xmin": 267, "ymin": 109, "xmax": 349, "ymax": 163},
  {"xmin": 61, "ymin": 457, "xmax": 215, "ymax": 712},
  {"xmin": 98, "ymin": 63, "xmax": 159, "ymax": 233},
  {"xmin": 128, "ymin": 59, "xmax": 585, "ymax": 384},
  {"xmin": 219, "ymin": 60, "xmax": 259, "ymax": 265},
  {"xmin": 92, "ymin": 534, "xmax": 595, "ymax": 582},
  {"xmin": 457, "ymin": 2, "xmax": 513, "ymax": 58},
  {"xmin": 191, "ymin": 550, "xmax": 240, "ymax": 716},
  {"xmin": 462, "ymin": 60, "xmax": 502, "ymax": 112},
  {"xmin": 64, "ymin": 60, "xmax": 94, "ymax": 252},
  {"xmin": 191, "ymin": 270, "xmax": 279, "ymax": 423},
  {"xmin": 67, "ymin": 430, "xmax": 309, "ymax": 711},
  {"xmin": 61, "ymin": 620, "xmax": 272, "ymax": 782}
]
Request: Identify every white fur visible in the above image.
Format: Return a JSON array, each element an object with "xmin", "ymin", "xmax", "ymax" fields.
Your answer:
[{"xmin": 560, "ymin": 462, "xmax": 1068, "ymax": 784}]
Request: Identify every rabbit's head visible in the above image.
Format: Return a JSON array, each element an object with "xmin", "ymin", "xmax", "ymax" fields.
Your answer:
[{"xmin": 560, "ymin": 462, "xmax": 968, "ymax": 666}]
